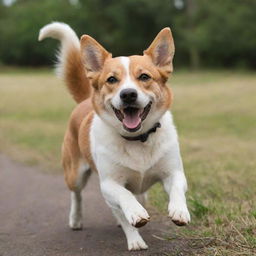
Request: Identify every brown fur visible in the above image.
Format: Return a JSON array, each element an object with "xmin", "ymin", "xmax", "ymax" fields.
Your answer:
[
  {"xmin": 90, "ymin": 55, "xmax": 173, "ymax": 116},
  {"xmin": 62, "ymin": 28, "xmax": 175, "ymax": 192},
  {"xmin": 64, "ymin": 46, "xmax": 91, "ymax": 103},
  {"xmin": 129, "ymin": 55, "xmax": 173, "ymax": 110},
  {"xmin": 78, "ymin": 111, "xmax": 96, "ymax": 172},
  {"xmin": 62, "ymin": 100, "xmax": 93, "ymax": 190}
]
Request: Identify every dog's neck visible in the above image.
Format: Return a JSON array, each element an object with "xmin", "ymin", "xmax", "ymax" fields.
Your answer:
[{"xmin": 121, "ymin": 122, "xmax": 161, "ymax": 142}]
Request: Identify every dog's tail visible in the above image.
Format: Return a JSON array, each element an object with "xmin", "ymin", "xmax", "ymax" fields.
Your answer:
[{"xmin": 39, "ymin": 22, "xmax": 90, "ymax": 103}]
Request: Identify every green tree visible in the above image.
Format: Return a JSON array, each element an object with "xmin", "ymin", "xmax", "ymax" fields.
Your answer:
[{"xmin": 0, "ymin": 0, "xmax": 255, "ymax": 68}]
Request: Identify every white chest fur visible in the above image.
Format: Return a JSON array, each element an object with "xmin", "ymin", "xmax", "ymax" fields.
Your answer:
[{"xmin": 90, "ymin": 111, "xmax": 178, "ymax": 173}]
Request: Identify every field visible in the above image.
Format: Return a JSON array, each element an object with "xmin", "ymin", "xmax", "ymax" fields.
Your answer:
[{"xmin": 0, "ymin": 69, "xmax": 255, "ymax": 255}]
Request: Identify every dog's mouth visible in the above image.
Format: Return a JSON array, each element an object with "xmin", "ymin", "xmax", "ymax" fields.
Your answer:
[{"xmin": 112, "ymin": 102, "xmax": 152, "ymax": 132}]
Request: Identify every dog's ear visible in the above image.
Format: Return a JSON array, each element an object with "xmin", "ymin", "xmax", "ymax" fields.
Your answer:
[
  {"xmin": 80, "ymin": 35, "xmax": 111, "ymax": 78},
  {"xmin": 144, "ymin": 28, "xmax": 175, "ymax": 78}
]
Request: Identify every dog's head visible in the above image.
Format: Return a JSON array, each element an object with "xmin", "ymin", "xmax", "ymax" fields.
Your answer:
[{"xmin": 81, "ymin": 28, "xmax": 174, "ymax": 135}]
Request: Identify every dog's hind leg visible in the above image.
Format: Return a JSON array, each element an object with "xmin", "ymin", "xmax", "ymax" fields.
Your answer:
[
  {"xmin": 111, "ymin": 208, "xmax": 148, "ymax": 251},
  {"xmin": 62, "ymin": 138, "xmax": 91, "ymax": 230},
  {"xmin": 68, "ymin": 160, "xmax": 91, "ymax": 230}
]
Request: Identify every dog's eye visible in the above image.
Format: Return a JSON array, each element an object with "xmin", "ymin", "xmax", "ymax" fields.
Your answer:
[
  {"xmin": 138, "ymin": 73, "xmax": 151, "ymax": 81},
  {"xmin": 107, "ymin": 76, "xmax": 118, "ymax": 84}
]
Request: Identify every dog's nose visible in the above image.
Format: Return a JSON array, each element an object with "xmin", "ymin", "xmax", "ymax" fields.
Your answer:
[{"xmin": 120, "ymin": 88, "xmax": 138, "ymax": 104}]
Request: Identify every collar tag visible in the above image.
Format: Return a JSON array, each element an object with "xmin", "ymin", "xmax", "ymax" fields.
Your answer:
[{"xmin": 122, "ymin": 122, "xmax": 161, "ymax": 143}]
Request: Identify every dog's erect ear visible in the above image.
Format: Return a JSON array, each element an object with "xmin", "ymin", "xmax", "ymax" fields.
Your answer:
[
  {"xmin": 80, "ymin": 35, "xmax": 111, "ymax": 74},
  {"xmin": 144, "ymin": 28, "xmax": 175, "ymax": 76}
]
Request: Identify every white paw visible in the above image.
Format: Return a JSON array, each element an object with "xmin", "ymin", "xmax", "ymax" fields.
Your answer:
[
  {"xmin": 168, "ymin": 203, "xmax": 191, "ymax": 226},
  {"xmin": 127, "ymin": 234, "xmax": 148, "ymax": 251},
  {"xmin": 69, "ymin": 215, "xmax": 83, "ymax": 230},
  {"xmin": 123, "ymin": 203, "xmax": 150, "ymax": 228},
  {"xmin": 116, "ymin": 219, "xmax": 121, "ymax": 228}
]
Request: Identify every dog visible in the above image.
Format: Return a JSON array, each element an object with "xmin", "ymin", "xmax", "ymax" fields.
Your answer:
[{"xmin": 39, "ymin": 22, "xmax": 190, "ymax": 251}]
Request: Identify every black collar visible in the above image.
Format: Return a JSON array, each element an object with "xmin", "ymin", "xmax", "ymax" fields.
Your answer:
[{"xmin": 121, "ymin": 122, "xmax": 161, "ymax": 143}]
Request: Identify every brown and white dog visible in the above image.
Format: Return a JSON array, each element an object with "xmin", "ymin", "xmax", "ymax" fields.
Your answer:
[{"xmin": 39, "ymin": 22, "xmax": 190, "ymax": 251}]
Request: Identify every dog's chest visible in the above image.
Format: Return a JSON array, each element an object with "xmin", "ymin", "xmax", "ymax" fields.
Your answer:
[
  {"xmin": 123, "ymin": 167, "xmax": 159, "ymax": 194},
  {"xmin": 109, "ymin": 141, "xmax": 164, "ymax": 171},
  {"xmin": 91, "ymin": 112, "xmax": 177, "ymax": 172}
]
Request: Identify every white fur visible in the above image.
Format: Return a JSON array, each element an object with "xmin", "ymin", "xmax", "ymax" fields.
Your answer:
[
  {"xmin": 69, "ymin": 160, "xmax": 91, "ymax": 230},
  {"xmin": 89, "ymin": 55, "xmax": 190, "ymax": 251},
  {"xmin": 69, "ymin": 191, "xmax": 83, "ymax": 230},
  {"xmin": 38, "ymin": 22, "xmax": 80, "ymax": 78},
  {"xmin": 112, "ymin": 208, "xmax": 148, "ymax": 250},
  {"xmin": 111, "ymin": 57, "xmax": 150, "ymax": 110},
  {"xmin": 92, "ymin": 112, "xmax": 176, "ymax": 173},
  {"xmin": 90, "ymin": 111, "xmax": 190, "ymax": 250},
  {"xmin": 101, "ymin": 57, "xmax": 166, "ymax": 137},
  {"xmin": 40, "ymin": 21, "xmax": 190, "ymax": 251},
  {"xmin": 76, "ymin": 160, "xmax": 90, "ymax": 189}
]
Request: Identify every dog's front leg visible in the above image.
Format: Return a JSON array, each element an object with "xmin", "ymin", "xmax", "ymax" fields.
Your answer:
[
  {"xmin": 100, "ymin": 179, "xmax": 150, "ymax": 227},
  {"xmin": 100, "ymin": 179, "xmax": 150, "ymax": 250},
  {"xmin": 161, "ymin": 144, "xmax": 191, "ymax": 226},
  {"xmin": 95, "ymin": 153, "xmax": 150, "ymax": 250},
  {"xmin": 111, "ymin": 208, "xmax": 148, "ymax": 250}
]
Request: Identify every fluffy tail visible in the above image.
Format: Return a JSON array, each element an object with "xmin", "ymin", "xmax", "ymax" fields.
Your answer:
[{"xmin": 39, "ymin": 22, "xmax": 91, "ymax": 103}]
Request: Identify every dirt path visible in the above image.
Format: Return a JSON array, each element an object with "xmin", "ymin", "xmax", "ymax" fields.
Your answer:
[{"xmin": 0, "ymin": 154, "xmax": 191, "ymax": 256}]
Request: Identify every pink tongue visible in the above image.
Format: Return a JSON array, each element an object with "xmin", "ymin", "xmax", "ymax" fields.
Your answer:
[{"xmin": 123, "ymin": 113, "xmax": 141, "ymax": 129}]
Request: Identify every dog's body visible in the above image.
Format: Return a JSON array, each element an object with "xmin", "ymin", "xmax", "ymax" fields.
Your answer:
[{"xmin": 39, "ymin": 22, "xmax": 190, "ymax": 251}]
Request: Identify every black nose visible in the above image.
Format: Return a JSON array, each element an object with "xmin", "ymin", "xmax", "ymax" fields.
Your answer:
[{"xmin": 120, "ymin": 88, "xmax": 138, "ymax": 104}]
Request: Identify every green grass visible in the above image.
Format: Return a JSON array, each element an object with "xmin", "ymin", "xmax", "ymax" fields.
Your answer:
[{"xmin": 0, "ymin": 69, "xmax": 255, "ymax": 255}]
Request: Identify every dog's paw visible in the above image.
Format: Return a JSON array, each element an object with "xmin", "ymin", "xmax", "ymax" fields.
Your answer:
[
  {"xmin": 116, "ymin": 220, "xmax": 122, "ymax": 228},
  {"xmin": 69, "ymin": 216, "xmax": 83, "ymax": 230},
  {"xmin": 123, "ymin": 204, "xmax": 150, "ymax": 228},
  {"xmin": 127, "ymin": 234, "xmax": 148, "ymax": 251},
  {"xmin": 168, "ymin": 203, "xmax": 191, "ymax": 226}
]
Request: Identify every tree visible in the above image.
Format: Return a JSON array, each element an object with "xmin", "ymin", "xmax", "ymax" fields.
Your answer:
[{"xmin": 0, "ymin": 0, "xmax": 255, "ymax": 68}]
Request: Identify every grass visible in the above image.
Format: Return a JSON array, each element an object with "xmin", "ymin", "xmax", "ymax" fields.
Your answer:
[
  {"xmin": 0, "ymin": 70, "xmax": 75, "ymax": 170},
  {"xmin": 0, "ymin": 69, "xmax": 255, "ymax": 255},
  {"xmin": 150, "ymin": 70, "xmax": 256, "ymax": 255}
]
